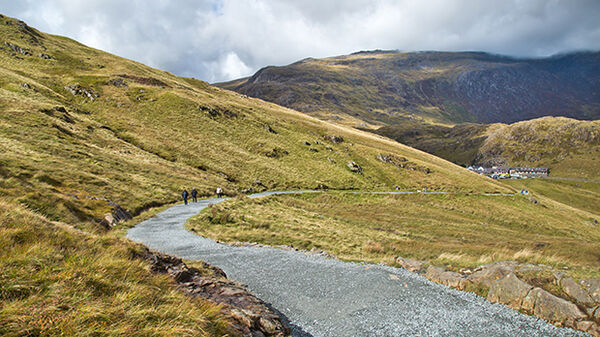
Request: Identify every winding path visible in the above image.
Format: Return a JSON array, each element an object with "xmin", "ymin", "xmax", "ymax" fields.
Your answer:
[{"xmin": 127, "ymin": 191, "xmax": 584, "ymax": 337}]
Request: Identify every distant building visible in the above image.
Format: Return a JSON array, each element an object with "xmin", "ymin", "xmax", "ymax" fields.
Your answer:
[
  {"xmin": 510, "ymin": 167, "xmax": 549, "ymax": 177},
  {"xmin": 467, "ymin": 165, "xmax": 549, "ymax": 178}
]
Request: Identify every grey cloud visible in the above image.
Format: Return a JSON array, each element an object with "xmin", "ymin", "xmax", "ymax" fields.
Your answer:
[{"xmin": 1, "ymin": 0, "xmax": 599, "ymax": 82}]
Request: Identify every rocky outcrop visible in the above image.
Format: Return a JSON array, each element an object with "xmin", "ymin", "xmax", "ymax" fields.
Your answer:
[
  {"xmin": 64, "ymin": 84, "xmax": 99, "ymax": 101},
  {"xmin": 99, "ymin": 203, "xmax": 132, "ymax": 229},
  {"xmin": 324, "ymin": 135, "xmax": 344, "ymax": 144},
  {"xmin": 395, "ymin": 257, "xmax": 427, "ymax": 273},
  {"xmin": 487, "ymin": 273, "xmax": 533, "ymax": 309},
  {"xmin": 396, "ymin": 256, "xmax": 600, "ymax": 336},
  {"xmin": 347, "ymin": 161, "xmax": 362, "ymax": 173},
  {"xmin": 425, "ymin": 266, "xmax": 469, "ymax": 290},
  {"xmin": 468, "ymin": 261, "xmax": 517, "ymax": 288},
  {"xmin": 140, "ymin": 249, "xmax": 290, "ymax": 337}
]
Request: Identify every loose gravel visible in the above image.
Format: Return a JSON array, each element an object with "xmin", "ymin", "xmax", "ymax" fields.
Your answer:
[{"xmin": 127, "ymin": 191, "xmax": 587, "ymax": 337}]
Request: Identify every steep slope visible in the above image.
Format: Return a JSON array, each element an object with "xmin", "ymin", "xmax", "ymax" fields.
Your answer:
[
  {"xmin": 373, "ymin": 117, "xmax": 600, "ymax": 179},
  {"xmin": 217, "ymin": 50, "xmax": 600, "ymax": 125},
  {"xmin": 0, "ymin": 15, "xmax": 515, "ymax": 335},
  {"xmin": 0, "ymin": 16, "xmax": 510, "ymax": 231}
]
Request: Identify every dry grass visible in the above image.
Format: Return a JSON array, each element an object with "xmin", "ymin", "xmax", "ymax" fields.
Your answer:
[
  {"xmin": 0, "ymin": 200, "xmax": 231, "ymax": 336},
  {"xmin": 188, "ymin": 192, "xmax": 600, "ymax": 279},
  {"xmin": 0, "ymin": 14, "xmax": 509, "ymax": 233}
]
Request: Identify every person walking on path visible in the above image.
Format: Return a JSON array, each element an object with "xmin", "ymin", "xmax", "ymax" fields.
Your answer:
[
  {"xmin": 191, "ymin": 188, "xmax": 198, "ymax": 202},
  {"xmin": 216, "ymin": 187, "xmax": 223, "ymax": 198},
  {"xmin": 182, "ymin": 189, "xmax": 189, "ymax": 205}
]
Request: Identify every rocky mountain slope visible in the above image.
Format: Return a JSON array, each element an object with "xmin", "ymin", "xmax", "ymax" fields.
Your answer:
[
  {"xmin": 372, "ymin": 117, "xmax": 600, "ymax": 179},
  {"xmin": 217, "ymin": 50, "xmax": 600, "ymax": 125}
]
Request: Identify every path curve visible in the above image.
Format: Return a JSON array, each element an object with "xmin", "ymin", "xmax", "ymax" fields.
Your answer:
[{"xmin": 127, "ymin": 191, "xmax": 584, "ymax": 337}]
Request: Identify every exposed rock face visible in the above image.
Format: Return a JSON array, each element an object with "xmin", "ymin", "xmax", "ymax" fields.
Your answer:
[
  {"xmin": 141, "ymin": 249, "xmax": 290, "ymax": 337},
  {"xmin": 99, "ymin": 203, "xmax": 132, "ymax": 229},
  {"xmin": 108, "ymin": 78, "xmax": 128, "ymax": 88},
  {"xmin": 425, "ymin": 266, "xmax": 469, "ymax": 290},
  {"xmin": 560, "ymin": 277, "xmax": 595, "ymax": 307},
  {"xmin": 581, "ymin": 279, "xmax": 600, "ymax": 303},
  {"xmin": 4, "ymin": 41, "xmax": 32, "ymax": 56},
  {"xmin": 64, "ymin": 84, "xmax": 99, "ymax": 101},
  {"xmin": 396, "ymin": 257, "xmax": 600, "ymax": 335},
  {"xmin": 347, "ymin": 161, "xmax": 363, "ymax": 173},
  {"xmin": 324, "ymin": 135, "xmax": 344, "ymax": 144},
  {"xmin": 217, "ymin": 51, "xmax": 600, "ymax": 124},
  {"xmin": 487, "ymin": 273, "xmax": 533, "ymax": 309},
  {"xmin": 524, "ymin": 287, "xmax": 587, "ymax": 327},
  {"xmin": 468, "ymin": 261, "xmax": 517, "ymax": 288},
  {"xmin": 395, "ymin": 257, "xmax": 427, "ymax": 273}
]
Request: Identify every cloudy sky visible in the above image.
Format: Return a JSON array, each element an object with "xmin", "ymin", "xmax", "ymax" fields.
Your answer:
[{"xmin": 2, "ymin": 0, "xmax": 599, "ymax": 82}]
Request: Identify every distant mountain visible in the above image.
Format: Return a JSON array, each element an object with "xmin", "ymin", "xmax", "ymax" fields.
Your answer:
[
  {"xmin": 217, "ymin": 50, "xmax": 600, "ymax": 125},
  {"xmin": 370, "ymin": 117, "xmax": 600, "ymax": 179}
]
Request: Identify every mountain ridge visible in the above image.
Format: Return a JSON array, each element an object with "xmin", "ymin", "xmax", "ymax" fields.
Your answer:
[{"xmin": 217, "ymin": 49, "xmax": 600, "ymax": 125}]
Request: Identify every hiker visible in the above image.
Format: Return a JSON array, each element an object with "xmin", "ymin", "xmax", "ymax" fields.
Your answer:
[
  {"xmin": 182, "ymin": 189, "xmax": 189, "ymax": 205},
  {"xmin": 216, "ymin": 187, "xmax": 223, "ymax": 198},
  {"xmin": 191, "ymin": 188, "xmax": 198, "ymax": 202}
]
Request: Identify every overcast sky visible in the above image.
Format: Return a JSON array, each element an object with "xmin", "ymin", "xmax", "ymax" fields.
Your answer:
[{"xmin": 2, "ymin": 0, "xmax": 599, "ymax": 82}]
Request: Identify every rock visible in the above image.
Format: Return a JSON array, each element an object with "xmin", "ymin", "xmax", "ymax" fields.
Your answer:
[
  {"xmin": 38, "ymin": 53, "xmax": 51, "ymax": 59},
  {"xmin": 468, "ymin": 261, "xmax": 517, "ymax": 288},
  {"xmin": 303, "ymin": 141, "xmax": 311, "ymax": 146},
  {"xmin": 395, "ymin": 257, "xmax": 427, "ymax": 273},
  {"xmin": 22, "ymin": 83, "xmax": 31, "ymax": 89},
  {"xmin": 4, "ymin": 41, "xmax": 31, "ymax": 56},
  {"xmin": 64, "ymin": 84, "xmax": 99, "ymax": 101},
  {"xmin": 524, "ymin": 287, "xmax": 586, "ymax": 327},
  {"xmin": 487, "ymin": 273, "xmax": 533, "ymax": 309},
  {"xmin": 170, "ymin": 268, "xmax": 193, "ymax": 283},
  {"xmin": 265, "ymin": 124, "xmax": 277, "ymax": 134},
  {"xmin": 324, "ymin": 135, "xmax": 344, "ymax": 144},
  {"xmin": 577, "ymin": 321, "xmax": 600, "ymax": 336},
  {"xmin": 580, "ymin": 279, "xmax": 600, "ymax": 304},
  {"xmin": 560, "ymin": 277, "xmax": 595, "ymax": 307},
  {"xmin": 347, "ymin": 161, "xmax": 363, "ymax": 173},
  {"xmin": 425, "ymin": 266, "xmax": 469, "ymax": 290},
  {"xmin": 108, "ymin": 78, "xmax": 128, "ymax": 88},
  {"xmin": 99, "ymin": 213, "xmax": 115, "ymax": 230},
  {"xmin": 309, "ymin": 148, "xmax": 319, "ymax": 152},
  {"xmin": 327, "ymin": 157, "xmax": 336, "ymax": 164}
]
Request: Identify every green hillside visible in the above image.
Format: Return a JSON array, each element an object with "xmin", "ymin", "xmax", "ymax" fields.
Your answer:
[
  {"xmin": 0, "ymin": 14, "xmax": 516, "ymax": 335},
  {"xmin": 217, "ymin": 50, "xmax": 600, "ymax": 125},
  {"xmin": 373, "ymin": 117, "xmax": 600, "ymax": 180}
]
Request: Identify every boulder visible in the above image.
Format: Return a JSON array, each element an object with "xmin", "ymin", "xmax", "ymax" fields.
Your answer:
[
  {"xmin": 468, "ymin": 261, "xmax": 517, "ymax": 288},
  {"xmin": 347, "ymin": 161, "xmax": 363, "ymax": 173},
  {"xmin": 395, "ymin": 257, "xmax": 427, "ymax": 273},
  {"xmin": 560, "ymin": 277, "xmax": 595, "ymax": 307},
  {"xmin": 580, "ymin": 279, "xmax": 600, "ymax": 304},
  {"xmin": 324, "ymin": 135, "xmax": 344, "ymax": 144},
  {"xmin": 523, "ymin": 287, "xmax": 586, "ymax": 327},
  {"xmin": 425, "ymin": 266, "xmax": 469, "ymax": 290},
  {"xmin": 577, "ymin": 321, "xmax": 600, "ymax": 336},
  {"xmin": 487, "ymin": 273, "xmax": 533, "ymax": 309}
]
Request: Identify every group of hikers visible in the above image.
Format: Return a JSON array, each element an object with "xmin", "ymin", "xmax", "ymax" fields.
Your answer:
[{"xmin": 181, "ymin": 187, "xmax": 223, "ymax": 205}]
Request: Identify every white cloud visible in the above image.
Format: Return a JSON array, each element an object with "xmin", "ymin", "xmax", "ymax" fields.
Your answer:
[{"xmin": 0, "ymin": 0, "xmax": 598, "ymax": 82}]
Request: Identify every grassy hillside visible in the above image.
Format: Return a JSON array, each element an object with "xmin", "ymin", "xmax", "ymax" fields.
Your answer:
[
  {"xmin": 0, "ymin": 200, "xmax": 230, "ymax": 336},
  {"xmin": 0, "ymin": 14, "xmax": 515, "ymax": 335},
  {"xmin": 0, "ymin": 15, "xmax": 510, "ymax": 232},
  {"xmin": 373, "ymin": 117, "xmax": 600, "ymax": 180},
  {"xmin": 217, "ymin": 50, "xmax": 600, "ymax": 125},
  {"xmin": 188, "ymin": 192, "xmax": 600, "ymax": 280}
]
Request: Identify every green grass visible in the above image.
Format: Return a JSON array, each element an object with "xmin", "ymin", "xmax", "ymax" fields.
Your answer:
[
  {"xmin": 187, "ymin": 192, "xmax": 600, "ymax": 280},
  {"xmin": 0, "ymin": 14, "xmax": 509, "ymax": 233},
  {"xmin": 0, "ymin": 200, "xmax": 231, "ymax": 336},
  {"xmin": 503, "ymin": 178, "xmax": 600, "ymax": 216}
]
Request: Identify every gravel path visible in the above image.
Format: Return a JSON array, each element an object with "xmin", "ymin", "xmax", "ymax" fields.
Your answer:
[{"xmin": 127, "ymin": 191, "xmax": 586, "ymax": 337}]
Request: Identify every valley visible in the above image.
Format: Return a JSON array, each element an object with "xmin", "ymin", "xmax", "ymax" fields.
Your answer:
[{"xmin": 1, "ymin": 12, "xmax": 599, "ymax": 337}]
